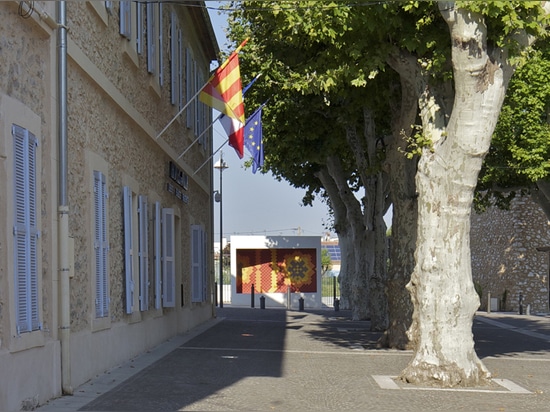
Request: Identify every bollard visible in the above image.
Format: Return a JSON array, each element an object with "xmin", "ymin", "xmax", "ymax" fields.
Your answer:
[
  {"xmin": 260, "ymin": 295, "xmax": 265, "ymax": 309},
  {"xmin": 334, "ymin": 298, "xmax": 340, "ymax": 312},
  {"xmin": 251, "ymin": 284, "xmax": 255, "ymax": 308},
  {"xmin": 527, "ymin": 304, "xmax": 531, "ymax": 316},
  {"xmin": 519, "ymin": 293, "xmax": 523, "ymax": 315},
  {"xmin": 299, "ymin": 297, "xmax": 304, "ymax": 311}
]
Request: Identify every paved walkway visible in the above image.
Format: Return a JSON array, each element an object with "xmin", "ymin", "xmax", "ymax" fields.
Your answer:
[{"xmin": 38, "ymin": 308, "xmax": 550, "ymax": 411}]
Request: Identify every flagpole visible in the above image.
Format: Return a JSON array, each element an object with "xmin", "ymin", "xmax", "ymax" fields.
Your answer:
[
  {"xmin": 176, "ymin": 113, "xmax": 222, "ymax": 160},
  {"xmin": 158, "ymin": 39, "xmax": 249, "ymax": 142},
  {"xmin": 155, "ymin": 87, "xmax": 204, "ymax": 140},
  {"xmin": 212, "ymin": 38, "xmax": 249, "ymax": 75},
  {"xmin": 193, "ymin": 139, "xmax": 228, "ymax": 175}
]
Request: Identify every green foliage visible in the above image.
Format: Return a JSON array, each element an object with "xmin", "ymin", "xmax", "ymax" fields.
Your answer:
[
  {"xmin": 321, "ymin": 248, "xmax": 332, "ymax": 275},
  {"xmin": 477, "ymin": 39, "xmax": 550, "ymax": 210},
  {"xmin": 226, "ymin": 1, "xmax": 550, "ymax": 212}
]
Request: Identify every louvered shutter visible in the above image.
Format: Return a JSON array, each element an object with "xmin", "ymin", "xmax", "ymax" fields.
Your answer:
[
  {"xmin": 138, "ymin": 195, "xmax": 149, "ymax": 311},
  {"xmin": 158, "ymin": 3, "xmax": 163, "ymax": 86},
  {"xmin": 136, "ymin": 2, "xmax": 143, "ymax": 54},
  {"xmin": 123, "ymin": 186, "xmax": 134, "ymax": 314},
  {"xmin": 94, "ymin": 171, "xmax": 109, "ymax": 318},
  {"xmin": 146, "ymin": 2, "xmax": 155, "ymax": 74},
  {"xmin": 194, "ymin": 60, "xmax": 200, "ymax": 137},
  {"xmin": 120, "ymin": 1, "xmax": 131, "ymax": 38},
  {"xmin": 201, "ymin": 227, "xmax": 207, "ymax": 301},
  {"xmin": 186, "ymin": 48, "xmax": 193, "ymax": 128},
  {"xmin": 154, "ymin": 202, "xmax": 162, "ymax": 309},
  {"xmin": 191, "ymin": 225, "xmax": 201, "ymax": 302},
  {"xmin": 170, "ymin": 12, "xmax": 178, "ymax": 105},
  {"xmin": 178, "ymin": 30, "xmax": 184, "ymax": 111},
  {"xmin": 13, "ymin": 125, "xmax": 40, "ymax": 333},
  {"xmin": 162, "ymin": 208, "xmax": 175, "ymax": 307}
]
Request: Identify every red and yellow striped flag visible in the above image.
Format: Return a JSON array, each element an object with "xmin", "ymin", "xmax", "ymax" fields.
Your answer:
[{"xmin": 199, "ymin": 39, "xmax": 248, "ymax": 158}]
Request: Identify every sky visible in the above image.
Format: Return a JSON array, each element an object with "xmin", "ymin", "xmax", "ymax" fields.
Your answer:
[{"xmin": 206, "ymin": 3, "xmax": 333, "ymax": 240}]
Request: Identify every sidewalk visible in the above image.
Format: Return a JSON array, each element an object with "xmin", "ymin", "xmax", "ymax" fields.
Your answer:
[{"xmin": 38, "ymin": 307, "xmax": 550, "ymax": 411}]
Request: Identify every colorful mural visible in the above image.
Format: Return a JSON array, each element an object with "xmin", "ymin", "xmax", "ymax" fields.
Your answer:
[{"xmin": 236, "ymin": 248, "xmax": 317, "ymax": 294}]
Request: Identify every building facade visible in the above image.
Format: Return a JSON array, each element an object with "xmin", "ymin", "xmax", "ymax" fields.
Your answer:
[
  {"xmin": 0, "ymin": 2, "xmax": 217, "ymax": 410},
  {"xmin": 471, "ymin": 195, "xmax": 550, "ymax": 314},
  {"xmin": 230, "ymin": 236, "xmax": 322, "ymax": 309}
]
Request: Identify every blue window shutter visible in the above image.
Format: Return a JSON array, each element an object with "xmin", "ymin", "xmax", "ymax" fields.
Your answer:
[
  {"xmin": 154, "ymin": 202, "xmax": 162, "ymax": 309},
  {"xmin": 146, "ymin": 2, "xmax": 155, "ymax": 74},
  {"xmin": 94, "ymin": 171, "xmax": 109, "ymax": 318},
  {"xmin": 120, "ymin": 1, "xmax": 131, "ymax": 38},
  {"xmin": 201, "ymin": 227, "xmax": 207, "ymax": 301},
  {"xmin": 186, "ymin": 48, "xmax": 193, "ymax": 128},
  {"xmin": 13, "ymin": 124, "xmax": 40, "ymax": 333},
  {"xmin": 191, "ymin": 225, "xmax": 201, "ymax": 302},
  {"xmin": 158, "ymin": 3, "xmax": 163, "ymax": 86},
  {"xmin": 178, "ymin": 30, "xmax": 184, "ymax": 111},
  {"xmin": 136, "ymin": 2, "xmax": 143, "ymax": 54},
  {"xmin": 170, "ymin": 12, "xmax": 178, "ymax": 105},
  {"xmin": 162, "ymin": 208, "xmax": 175, "ymax": 307},
  {"xmin": 123, "ymin": 186, "xmax": 134, "ymax": 314},
  {"xmin": 138, "ymin": 195, "xmax": 149, "ymax": 311}
]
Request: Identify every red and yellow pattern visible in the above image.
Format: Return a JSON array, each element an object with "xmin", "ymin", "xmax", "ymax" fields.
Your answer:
[{"xmin": 236, "ymin": 248, "xmax": 317, "ymax": 294}]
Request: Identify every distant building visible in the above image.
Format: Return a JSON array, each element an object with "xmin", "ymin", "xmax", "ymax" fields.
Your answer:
[
  {"xmin": 0, "ymin": 2, "xmax": 217, "ymax": 410},
  {"xmin": 230, "ymin": 236, "xmax": 322, "ymax": 308},
  {"xmin": 321, "ymin": 239, "xmax": 341, "ymax": 277}
]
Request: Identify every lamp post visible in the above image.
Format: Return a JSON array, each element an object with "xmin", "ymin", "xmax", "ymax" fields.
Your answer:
[{"xmin": 214, "ymin": 152, "xmax": 228, "ymax": 307}]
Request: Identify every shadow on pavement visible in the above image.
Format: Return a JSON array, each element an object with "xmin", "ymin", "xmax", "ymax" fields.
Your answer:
[
  {"xmin": 474, "ymin": 314, "xmax": 550, "ymax": 359},
  {"xmin": 79, "ymin": 308, "xmax": 288, "ymax": 411}
]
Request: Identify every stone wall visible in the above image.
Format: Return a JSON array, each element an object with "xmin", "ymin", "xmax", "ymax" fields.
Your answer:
[{"xmin": 471, "ymin": 196, "xmax": 550, "ymax": 314}]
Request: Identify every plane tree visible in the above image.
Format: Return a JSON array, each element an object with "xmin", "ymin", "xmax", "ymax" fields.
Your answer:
[
  {"xmin": 226, "ymin": 0, "xmax": 550, "ymax": 386},
  {"xmin": 226, "ymin": 1, "xmax": 420, "ymax": 333}
]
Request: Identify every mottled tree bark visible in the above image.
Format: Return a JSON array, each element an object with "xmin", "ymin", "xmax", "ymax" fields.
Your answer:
[{"xmin": 400, "ymin": 3, "xmax": 517, "ymax": 386}]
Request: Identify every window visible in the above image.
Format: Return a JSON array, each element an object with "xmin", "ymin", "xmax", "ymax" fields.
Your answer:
[
  {"xmin": 13, "ymin": 124, "xmax": 41, "ymax": 334},
  {"xmin": 191, "ymin": 225, "xmax": 207, "ymax": 303},
  {"xmin": 94, "ymin": 171, "xmax": 109, "ymax": 318},
  {"xmin": 138, "ymin": 195, "xmax": 149, "ymax": 311},
  {"xmin": 162, "ymin": 208, "xmax": 175, "ymax": 307}
]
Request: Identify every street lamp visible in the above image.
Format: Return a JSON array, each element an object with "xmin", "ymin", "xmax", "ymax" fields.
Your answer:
[{"xmin": 214, "ymin": 152, "xmax": 228, "ymax": 307}]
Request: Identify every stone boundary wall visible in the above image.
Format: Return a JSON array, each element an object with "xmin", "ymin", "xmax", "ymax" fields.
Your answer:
[{"xmin": 471, "ymin": 196, "xmax": 550, "ymax": 314}]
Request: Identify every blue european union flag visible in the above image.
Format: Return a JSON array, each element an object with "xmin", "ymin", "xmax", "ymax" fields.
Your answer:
[{"xmin": 244, "ymin": 106, "xmax": 264, "ymax": 173}]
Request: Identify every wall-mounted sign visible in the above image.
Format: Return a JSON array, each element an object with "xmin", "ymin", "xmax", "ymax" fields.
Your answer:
[
  {"xmin": 169, "ymin": 161, "xmax": 189, "ymax": 190},
  {"xmin": 167, "ymin": 182, "xmax": 189, "ymax": 204}
]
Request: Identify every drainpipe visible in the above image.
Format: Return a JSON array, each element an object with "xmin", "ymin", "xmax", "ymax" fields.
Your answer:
[{"xmin": 57, "ymin": 1, "xmax": 73, "ymax": 395}]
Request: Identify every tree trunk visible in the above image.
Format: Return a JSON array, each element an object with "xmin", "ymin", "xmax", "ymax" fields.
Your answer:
[
  {"xmin": 400, "ymin": 4, "xmax": 514, "ymax": 387},
  {"xmin": 380, "ymin": 51, "xmax": 421, "ymax": 349},
  {"xmin": 316, "ymin": 165, "xmax": 356, "ymax": 312},
  {"xmin": 325, "ymin": 156, "xmax": 370, "ymax": 320},
  {"xmin": 347, "ymin": 110, "xmax": 390, "ymax": 330}
]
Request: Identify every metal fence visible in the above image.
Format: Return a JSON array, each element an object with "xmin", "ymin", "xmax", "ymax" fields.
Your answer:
[
  {"xmin": 216, "ymin": 278, "xmax": 339, "ymax": 307},
  {"xmin": 321, "ymin": 276, "xmax": 340, "ymax": 308}
]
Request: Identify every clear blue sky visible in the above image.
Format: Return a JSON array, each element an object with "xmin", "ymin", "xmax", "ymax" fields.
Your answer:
[{"xmin": 206, "ymin": 3, "xmax": 332, "ymax": 239}]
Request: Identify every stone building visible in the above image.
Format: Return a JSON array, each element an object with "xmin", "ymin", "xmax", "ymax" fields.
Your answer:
[
  {"xmin": 0, "ymin": 2, "xmax": 217, "ymax": 410},
  {"xmin": 471, "ymin": 195, "xmax": 550, "ymax": 314}
]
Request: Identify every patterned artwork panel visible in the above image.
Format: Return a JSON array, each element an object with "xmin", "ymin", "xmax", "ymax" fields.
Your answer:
[{"xmin": 236, "ymin": 248, "xmax": 317, "ymax": 294}]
